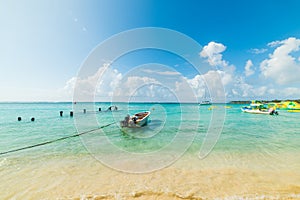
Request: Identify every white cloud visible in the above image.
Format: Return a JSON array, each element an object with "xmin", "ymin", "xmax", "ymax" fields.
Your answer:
[
  {"xmin": 174, "ymin": 70, "xmax": 230, "ymax": 102},
  {"xmin": 62, "ymin": 62, "xmax": 122, "ymax": 101},
  {"xmin": 249, "ymin": 48, "xmax": 267, "ymax": 54},
  {"xmin": 263, "ymin": 87, "xmax": 300, "ymax": 98},
  {"xmin": 63, "ymin": 68, "xmax": 165, "ymax": 102},
  {"xmin": 256, "ymin": 86, "xmax": 268, "ymax": 96},
  {"xmin": 229, "ymin": 76, "xmax": 269, "ymax": 98},
  {"xmin": 283, "ymin": 87, "xmax": 300, "ymax": 96},
  {"xmin": 141, "ymin": 69, "xmax": 180, "ymax": 76},
  {"xmin": 114, "ymin": 76, "xmax": 159, "ymax": 98},
  {"xmin": 63, "ymin": 76, "xmax": 77, "ymax": 94},
  {"xmin": 267, "ymin": 40, "xmax": 282, "ymax": 47},
  {"xmin": 96, "ymin": 68, "xmax": 122, "ymax": 98},
  {"xmin": 260, "ymin": 37, "xmax": 300, "ymax": 84},
  {"xmin": 59, "ymin": 39, "xmax": 300, "ymax": 102},
  {"xmin": 61, "ymin": 64, "xmax": 299, "ymax": 102},
  {"xmin": 114, "ymin": 76, "xmax": 182, "ymax": 102},
  {"xmin": 244, "ymin": 60, "xmax": 255, "ymax": 76},
  {"xmin": 184, "ymin": 75, "xmax": 205, "ymax": 98},
  {"xmin": 200, "ymin": 42, "xmax": 228, "ymax": 67}
]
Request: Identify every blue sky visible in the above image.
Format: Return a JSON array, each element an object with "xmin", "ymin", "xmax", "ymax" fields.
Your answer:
[{"xmin": 1, "ymin": 0, "xmax": 300, "ymax": 102}]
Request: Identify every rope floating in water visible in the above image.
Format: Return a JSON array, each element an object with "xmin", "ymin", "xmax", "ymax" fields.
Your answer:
[{"xmin": 0, "ymin": 122, "xmax": 116, "ymax": 156}]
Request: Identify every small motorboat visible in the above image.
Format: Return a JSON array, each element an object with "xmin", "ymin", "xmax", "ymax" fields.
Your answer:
[
  {"xmin": 241, "ymin": 102, "xmax": 278, "ymax": 115},
  {"xmin": 241, "ymin": 107, "xmax": 277, "ymax": 115},
  {"xmin": 120, "ymin": 111, "xmax": 151, "ymax": 128}
]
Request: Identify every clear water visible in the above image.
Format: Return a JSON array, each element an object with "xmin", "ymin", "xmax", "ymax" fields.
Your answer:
[
  {"xmin": 0, "ymin": 102, "xmax": 299, "ymax": 199},
  {"xmin": 1, "ymin": 102, "xmax": 299, "ymax": 157}
]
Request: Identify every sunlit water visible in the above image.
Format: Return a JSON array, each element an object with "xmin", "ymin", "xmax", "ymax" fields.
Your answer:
[{"xmin": 0, "ymin": 102, "xmax": 299, "ymax": 199}]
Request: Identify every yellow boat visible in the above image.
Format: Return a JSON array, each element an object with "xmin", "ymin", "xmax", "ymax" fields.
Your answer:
[
  {"xmin": 276, "ymin": 101, "xmax": 300, "ymax": 110},
  {"xmin": 287, "ymin": 109, "xmax": 300, "ymax": 113},
  {"xmin": 208, "ymin": 106, "xmax": 218, "ymax": 110}
]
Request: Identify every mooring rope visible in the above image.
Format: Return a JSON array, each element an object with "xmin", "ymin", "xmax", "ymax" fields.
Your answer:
[{"xmin": 0, "ymin": 122, "xmax": 116, "ymax": 156}]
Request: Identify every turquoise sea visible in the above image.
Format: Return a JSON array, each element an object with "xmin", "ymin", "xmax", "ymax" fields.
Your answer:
[{"xmin": 0, "ymin": 102, "xmax": 300, "ymax": 199}]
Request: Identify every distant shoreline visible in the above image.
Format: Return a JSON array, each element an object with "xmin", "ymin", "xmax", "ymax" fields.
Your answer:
[
  {"xmin": 230, "ymin": 99, "xmax": 300, "ymax": 104},
  {"xmin": 0, "ymin": 99, "xmax": 299, "ymax": 104}
]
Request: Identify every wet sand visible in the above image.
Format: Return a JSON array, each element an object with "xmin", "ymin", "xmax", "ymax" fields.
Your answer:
[{"xmin": 1, "ymin": 152, "xmax": 300, "ymax": 200}]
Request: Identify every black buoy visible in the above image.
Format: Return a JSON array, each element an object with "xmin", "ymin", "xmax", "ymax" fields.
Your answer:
[
  {"xmin": 60, "ymin": 111, "xmax": 63, "ymax": 117},
  {"xmin": 83, "ymin": 109, "xmax": 86, "ymax": 114},
  {"xmin": 17, "ymin": 117, "xmax": 22, "ymax": 121},
  {"xmin": 107, "ymin": 106, "xmax": 117, "ymax": 111},
  {"xmin": 99, "ymin": 108, "xmax": 101, "ymax": 112},
  {"xmin": 70, "ymin": 111, "xmax": 73, "ymax": 117},
  {"xmin": 31, "ymin": 117, "xmax": 35, "ymax": 122}
]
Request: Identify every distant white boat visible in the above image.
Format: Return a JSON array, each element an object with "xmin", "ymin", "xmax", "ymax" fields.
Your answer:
[
  {"xmin": 200, "ymin": 88, "xmax": 212, "ymax": 105},
  {"xmin": 120, "ymin": 111, "xmax": 150, "ymax": 128},
  {"xmin": 199, "ymin": 100, "xmax": 212, "ymax": 105},
  {"xmin": 241, "ymin": 102, "xmax": 278, "ymax": 115}
]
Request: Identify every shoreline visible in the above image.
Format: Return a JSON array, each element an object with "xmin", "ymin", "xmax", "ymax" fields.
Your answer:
[
  {"xmin": 0, "ymin": 102, "xmax": 299, "ymax": 199},
  {"xmin": 0, "ymin": 99, "xmax": 300, "ymax": 104},
  {"xmin": 1, "ymin": 153, "xmax": 300, "ymax": 200},
  {"xmin": 230, "ymin": 99, "xmax": 300, "ymax": 104}
]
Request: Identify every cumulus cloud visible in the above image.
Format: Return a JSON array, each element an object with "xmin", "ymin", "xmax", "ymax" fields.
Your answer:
[
  {"xmin": 141, "ymin": 69, "xmax": 181, "ymax": 76},
  {"xmin": 282, "ymin": 87, "xmax": 300, "ymax": 96},
  {"xmin": 62, "ymin": 62, "xmax": 122, "ymax": 101},
  {"xmin": 62, "ymin": 64, "xmax": 174, "ymax": 102},
  {"xmin": 200, "ymin": 42, "xmax": 228, "ymax": 67},
  {"xmin": 114, "ymin": 76, "xmax": 159, "ymax": 98},
  {"xmin": 260, "ymin": 37, "xmax": 300, "ymax": 84},
  {"xmin": 174, "ymin": 70, "xmax": 229, "ymax": 102},
  {"xmin": 228, "ymin": 76, "xmax": 269, "ymax": 98},
  {"xmin": 197, "ymin": 38, "xmax": 300, "ymax": 99},
  {"xmin": 59, "ymin": 38, "xmax": 300, "ymax": 102},
  {"xmin": 244, "ymin": 60, "xmax": 255, "ymax": 76},
  {"xmin": 184, "ymin": 75, "xmax": 205, "ymax": 97}
]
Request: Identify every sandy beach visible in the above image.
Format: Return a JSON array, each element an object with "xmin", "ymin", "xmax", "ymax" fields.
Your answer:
[{"xmin": 1, "ymin": 151, "xmax": 300, "ymax": 200}]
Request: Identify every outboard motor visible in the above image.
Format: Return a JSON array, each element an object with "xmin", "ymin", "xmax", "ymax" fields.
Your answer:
[{"xmin": 120, "ymin": 115, "xmax": 130, "ymax": 127}]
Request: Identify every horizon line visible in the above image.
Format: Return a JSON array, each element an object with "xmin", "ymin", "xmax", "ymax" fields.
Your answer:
[{"xmin": 0, "ymin": 99, "xmax": 299, "ymax": 104}]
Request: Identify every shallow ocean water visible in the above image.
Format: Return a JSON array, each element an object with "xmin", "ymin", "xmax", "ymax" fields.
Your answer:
[{"xmin": 0, "ymin": 102, "xmax": 299, "ymax": 199}]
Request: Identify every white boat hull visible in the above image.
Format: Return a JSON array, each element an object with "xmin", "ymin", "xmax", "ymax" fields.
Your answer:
[
  {"xmin": 120, "ymin": 111, "xmax": 150, "ymax": 128},
  {"xmin": 241, "ymin": 107, "xmax": 278, "ymax": 115},
  {"xmin": 199, "ymin": 101, "xmax": 211, "ymax": 105}
]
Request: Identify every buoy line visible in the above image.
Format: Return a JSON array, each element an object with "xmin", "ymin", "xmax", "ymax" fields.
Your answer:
[{"xmin": 0, "ymin": 122, "xmax": 116, "ymax": 156}]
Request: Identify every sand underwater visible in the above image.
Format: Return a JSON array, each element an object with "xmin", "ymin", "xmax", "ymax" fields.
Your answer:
[{"xmin": 0, "ymin": 102, "xmax": 299, "ymax": 199}]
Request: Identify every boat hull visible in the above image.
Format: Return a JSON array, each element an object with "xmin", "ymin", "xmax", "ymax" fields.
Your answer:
[
  {"xmin": 241, "ymin": 108, "xmax": 270, "ymax": 115},
  {"xmin": 199, "ymin": 101, "xmax": 211, "ymax": 105},
  {"xmin": 241, "ymin": 107, "xmax": 277, "ymax": 115},
  {"xmin": 120, "ymin": 111, "xmax": 150, "ymax": 128},
  {"xmin": 287, "ymin": 109, "xmax": 300, "ymax": 113}
]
